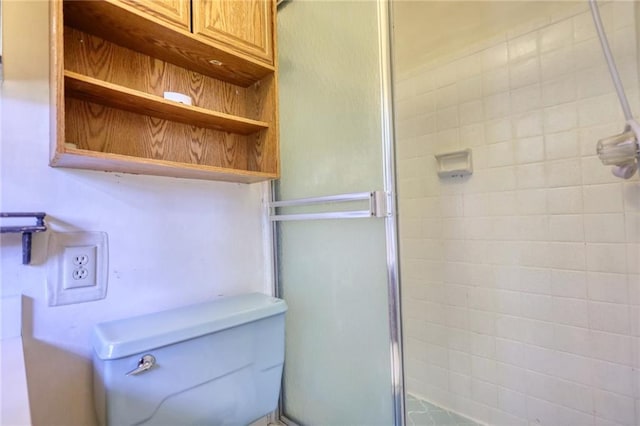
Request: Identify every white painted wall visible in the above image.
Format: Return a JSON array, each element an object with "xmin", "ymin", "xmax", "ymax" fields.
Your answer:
[
  {"xmin": 394, "ymin": 2, "xmax": 640, "ymax": 425},
  {"xmin": 0, "ymin": 2, "xmax": 270, "ymax": 425}
]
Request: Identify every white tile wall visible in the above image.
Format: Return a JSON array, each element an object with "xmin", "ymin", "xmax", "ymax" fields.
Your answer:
[{"xmin": 395, "ymin": 3, "xmax": 640, "ymax": 425}]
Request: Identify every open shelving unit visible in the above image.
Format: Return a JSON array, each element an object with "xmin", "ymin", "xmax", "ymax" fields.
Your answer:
[
  {"xmin": 64, "ymin": 71, "xmax": 270, "ymax": 134},
  {"xmin": 50, "ymin": 0, "xmax": 279, "ymax": 183}
]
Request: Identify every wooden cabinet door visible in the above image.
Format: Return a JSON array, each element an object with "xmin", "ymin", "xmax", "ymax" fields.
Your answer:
[
  {"xmin": 115, "ymin": 0, "xmax": 191, "ymax": 31},
  {"xmin": 193, "ymin": 0, "xmax": 274, "ymax": 65}
]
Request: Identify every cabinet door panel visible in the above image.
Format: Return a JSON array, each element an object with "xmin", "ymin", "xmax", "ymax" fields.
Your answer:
[
  {"xmin": 193, "ymin": 0, "xmax": 274, "ymax": 65},
  {"xmin": 116, "ymin": 0, "xmax": 191, "ymax": 31}
]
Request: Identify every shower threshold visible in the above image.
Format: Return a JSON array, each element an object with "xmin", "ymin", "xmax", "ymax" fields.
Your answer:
[{"xmin": 406, "ymin": 394, "xmax": 482, "ymax": 426}]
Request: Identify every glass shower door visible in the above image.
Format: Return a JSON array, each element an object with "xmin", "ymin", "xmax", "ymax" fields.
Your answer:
[{"xmin": 274, "ymin": 0, "xmax": 401, "ymax": 424}]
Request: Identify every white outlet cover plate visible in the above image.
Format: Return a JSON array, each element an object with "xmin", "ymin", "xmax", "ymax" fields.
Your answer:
[
  {"xmin": 62, "ymin": 245, "xmax": 97, "ymax": 289},
  {"xmin": 47, "ymin": 231, "xmax": 109, "ymax": 306}
]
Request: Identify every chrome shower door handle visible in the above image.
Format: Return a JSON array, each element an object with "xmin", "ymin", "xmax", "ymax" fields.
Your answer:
[
  {"xmin": 269, "ymin": 191, "xmax": 391, "ymax": 221},
  {"xmin": 126, "ymin": 354, "xmax": 156, "ymax": 376}
]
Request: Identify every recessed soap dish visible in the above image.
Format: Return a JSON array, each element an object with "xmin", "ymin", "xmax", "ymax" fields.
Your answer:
[{"xmin": 435, "ymin": 149, "xmax": 473, "ymax": 178}]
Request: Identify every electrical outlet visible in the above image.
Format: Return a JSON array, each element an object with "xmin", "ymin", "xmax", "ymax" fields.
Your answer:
[{"xmin": 63, "ymin": 245, "xmax": 97, "ymax": 289}]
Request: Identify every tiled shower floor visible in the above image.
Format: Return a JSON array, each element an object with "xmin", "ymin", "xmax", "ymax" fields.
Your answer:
[{"xmin": 406, "ymin": 394, "xmax": 481, "ymax": 426}]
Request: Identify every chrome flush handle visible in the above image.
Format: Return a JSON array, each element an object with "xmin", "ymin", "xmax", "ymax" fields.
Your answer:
[{"xmin": 126, "ymin": 354, "xmax": 156, "ymax": 376}]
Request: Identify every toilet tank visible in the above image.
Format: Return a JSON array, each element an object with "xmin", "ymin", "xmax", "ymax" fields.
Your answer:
[{"xmin": 91, "ymin": 293, "xmax": 287, "ymax": 426}]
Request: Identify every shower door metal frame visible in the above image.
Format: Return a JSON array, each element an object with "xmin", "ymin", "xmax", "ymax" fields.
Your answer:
[{"xmin": 268, "ymin": 0, "xmax": 405, "ymax": 424}]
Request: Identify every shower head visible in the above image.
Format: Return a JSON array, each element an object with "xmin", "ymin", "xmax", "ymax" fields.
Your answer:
[{"xmin": 596, "ymin": 119, "xmax": 640, "ymax": 179}]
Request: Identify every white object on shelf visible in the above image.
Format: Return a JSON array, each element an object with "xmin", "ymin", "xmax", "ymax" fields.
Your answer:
[
  {"xmin": 163, "ymin": 91, "xmax": 192, "ymax": 106},
  {"xmin": 434, "ymin": 149, "xmax": 473, "ymax": 178}
]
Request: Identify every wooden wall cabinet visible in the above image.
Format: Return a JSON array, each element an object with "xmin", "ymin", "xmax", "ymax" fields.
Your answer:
[
  {"xmin": 193, "ymin": 0, "xmax": 274, "ymax": 65},
  {"xmin": 115, "ymin": 0, "xmax": 191, "ymax": 31},
  {"xmin": 50, "ymin": 0, "xmax": 279, "ymax": 183}
]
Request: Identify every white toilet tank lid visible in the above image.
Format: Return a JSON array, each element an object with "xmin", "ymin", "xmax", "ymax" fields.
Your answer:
[{"xmin": 91, "ymin": 293, "xmax": 287, "ymax": 360}]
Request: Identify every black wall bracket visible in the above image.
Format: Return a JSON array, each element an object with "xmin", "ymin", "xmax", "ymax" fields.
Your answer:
[{"xmin": 1, "ymin": 212, "xmax": 47, "ymax": 264}]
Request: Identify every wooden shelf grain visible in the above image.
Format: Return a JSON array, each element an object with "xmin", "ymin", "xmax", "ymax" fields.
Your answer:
[
  {"xmin": 54, "ymin": 148, "xmax": 277, "ymax": 183},
  {"xmin": 63, "ymin": 0, "xmax": 274, "ymax": 87},
  {"xmin": 64, "ymin": 71, "xmax": 269, "ymax": 135}
]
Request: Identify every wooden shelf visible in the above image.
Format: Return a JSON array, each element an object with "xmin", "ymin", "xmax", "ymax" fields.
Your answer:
[
  {"xmin": 63, "ymin": 0, "xmax": 274, "ymax": 87},
  {"xmin": 51, "ymin": 0, "xmax": 280, "ymax": 184},
  {"xmin": 54, "ymin": 148, "xmax": 277, "ymax": 183},
  {"xmin": 64, "ymin": 71, "xmax": 269, "ymax": 135}
]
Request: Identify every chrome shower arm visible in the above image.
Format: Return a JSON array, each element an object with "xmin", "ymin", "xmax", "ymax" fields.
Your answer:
[{"xmin": 589, "ymin": 0, "xmax": 634, "ymax": 122}]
